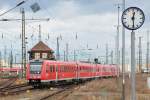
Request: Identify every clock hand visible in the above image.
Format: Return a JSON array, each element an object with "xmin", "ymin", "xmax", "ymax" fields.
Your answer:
[{"xmin": 131, "ymin": 12, "xmax": 135, "ymax": 28}]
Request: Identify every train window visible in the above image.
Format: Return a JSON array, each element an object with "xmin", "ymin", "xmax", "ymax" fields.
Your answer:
[
  {"xmin": 46, "ymin": 65, "xmax": 49, "ymax": 72},
  {"xmin": 62, "ymin": 66, "xmax": 63, "ymax": 72},
  {"xmin": 64, "ymin": 66, "xmax": 66, "ymax": 72},
  {"xmin": 70, "ymin": 66, "xmax": 71, "ymax": 72},
  {"xmin": 69, "ymin": 66, "xmax": 70, "ymax": 72},
  {"xmin": 61, "ymin": 66, "xmax": 63, "ymax": 72},
  {"xmin": 65, "ymin": 66, "xmax": 67, "ymax": 72},
  {"xmin": 66, "ymin": 66, "xmax": 68, "ymax": 72},
  {"xmin": 53, "ymin": 66, "xmax": 55, "ymax": 72},
  {"xmin": 103, "ymin": 67, "xmax": 106, "ymax": 72},
  {"xmin": 30, "ymin": 62, "xmax": 42, "ymax": 74},
  {"xmin": 71, "ymin": 66, "xmax": 73, "ymax": 72},
  {"xmin": 68, "ymin": 66, "xmax": 70, "ymax": 72},
  {"xmin": 59, "ymin": 66, "xmax": 61, "ymax": 72},
  {"xmin": 50, "ymin": 65, "xmax": 54, "ymax": 72},
  {"xmin": 67, "ymin": 66, "xmax": 69, "ymax": 72},
  {"xmin": 66, "ymin": 66, "xmax": 67, "ymax": 72}
]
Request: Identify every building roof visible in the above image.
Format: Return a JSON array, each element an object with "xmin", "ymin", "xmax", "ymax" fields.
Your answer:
[{"xmin": 31, "ymin": 41, "xmax": 53, "ymax": 52}]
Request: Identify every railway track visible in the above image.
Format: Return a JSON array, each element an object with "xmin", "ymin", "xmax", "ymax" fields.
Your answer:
[
  {"xmin": 39, "ymin": 83, "xmax": 82, "ymax": 100},
  {"xmin": 0, "ymin": 82, "xmax": 33, "ymax": 96},
  {"xmin": 0, "ymin": 78, "xmax": 17, "ymax": 90}
]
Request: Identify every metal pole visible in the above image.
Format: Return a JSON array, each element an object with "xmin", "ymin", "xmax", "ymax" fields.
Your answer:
[
  {"xmin": 56, "ymin": 37, "xmax": 60, "ymax": 60},
  {"xmin": 122, "ymin": 0, "xmax": 125, "ymax": 100},
  {"xmin": 139, "ymin": 37, "xmax": 142, "ymax": 72},
  {"xmin": 64, "ymin": 51, "xmax": 66, "ymax": 61},
  {"xmin": 39, "ymin": 25, "xmax": 41, "ymax": 41},
  {"xmin": 15, "ymin": 54, "xmax": 16, "ymax": 64},
  {"xmin": 23, "ymin": 8, "xmax": 26, "ymax": 78},
  {"xmin": 106, "ymin": 44, "xmax": 108, "ymax": 64},
  {"xmin": 0, "ymin": 51, "xmax": 1, "ymax": 67},
  {"xmin": 4, "ymin": 46, "xmax": 7, "ymax": 65},
  {"xmin": 117, "ymin": 4, "xmax": 120, "ymax": 77},
  {"xmin": 111, "ymin": 50, "xmax": 113, "ymax": 64},
  {"xmin": 131, "ymin": 30, "xmax": 136, "ymax": 100},
  {"xmin": 146, "ymin": 31, "xmax": 149, "ymax": 74},
  {"xmin": 66, "ymin": 43, "xmax": 69, "ymax": 61},
  {"xmin": 74, "ymin": 50, "xmax": 76, "ymax": 61},
  {"xmin": 21, "ymin": 8, "xmax": 26, "ymax": 78},
  {"xmin": 21, "ymin": 8, "xmax": 24, "ymax": 78}
]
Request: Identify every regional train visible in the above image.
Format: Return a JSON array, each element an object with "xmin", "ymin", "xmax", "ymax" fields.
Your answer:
[{"xmin": 26, "ymin": 59, "xmax": 119, "ymax": 87}]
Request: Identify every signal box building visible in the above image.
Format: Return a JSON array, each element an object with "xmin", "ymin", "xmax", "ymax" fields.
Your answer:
[{"xmin": 28, "ymin": 41, "xmax": 55, "ymax": 60}]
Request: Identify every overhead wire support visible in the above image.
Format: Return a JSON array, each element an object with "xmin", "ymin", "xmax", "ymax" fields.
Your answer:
[
  {"xmin": 56, "ymin": 37, "xmax": 60, "ymax": 60},
  {"xmin": 122, "ymin": 0, "xmax": 126, "ymax": 100},
  {"xmin": 0, "ymin": 1, "xmax": 26, "ymax": 16},
  {"xmin": 146, "ymin": 30, "xmax": 149, "ymax": 74},
  {"xmin": 0, "ymin": 18, "xmax": 49, "ymax": 21},
  {"xmin": 106, "ymin": 44, "xmax": 108, "ymax": 64},
  {"xmin": 39, "ymin": 25, "xmax": 41, "ymax": 41},
  {"xmin": 21, "ymin": 8, "xmax": 25, "ymax": 78}
]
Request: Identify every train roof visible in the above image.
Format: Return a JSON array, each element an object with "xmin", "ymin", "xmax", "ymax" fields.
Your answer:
[{"xmin": 29, "ymin": 59, "xmax": 117, "ymax": 68}]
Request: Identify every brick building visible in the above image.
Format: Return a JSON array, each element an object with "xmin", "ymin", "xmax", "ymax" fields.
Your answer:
[{"xmin": 28, "ymin": 41, "xmax": 55, "ymax": 60}]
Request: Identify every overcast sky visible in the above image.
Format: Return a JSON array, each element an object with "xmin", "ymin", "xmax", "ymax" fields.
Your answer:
[{"xmin": 0, "ymin": 0, "xmax": 149, "ymax": 63}]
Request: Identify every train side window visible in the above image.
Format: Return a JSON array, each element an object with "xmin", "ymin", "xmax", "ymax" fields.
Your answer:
[
  {"xmin": 71, "ymin": 66, "xmax": 72, "ymax": 72},
  {"xmin": 46, "ymin": 65, "xmax": 49, "ymax": 72},
  {"xmin": 72, "ymin": 66, "xmax": 74, "ymax": 72},
  {"xmin": 59, "ymin": 66, "xmax": 61, "ymax": 72},
  {"xmin": 68, "ymin": 66, "xmax": 70, "ymax": 72},
  {"xmin": 50, "ymin": 66, "xmax": 52, "ymax": 72},
  {"xmin": 67, "ymin": 66, "xmax": 69, "ymax": 72},
  {"xmin": 53, "ymin": 66, "xmax": 54, "ymax": 72},
  {"xmin": 103, "ymin": 67, "xmax": 106, "ymax": 72},
  {"xmin": 66, "ymin": 66, "xmax": 68, "ymax": 72},
  {"xmin": 64, "ymin": 66, "xmax": 65, "ymax": 72},
  {"xmin": 61, "ymin": 66, "xmax": 63, "ymax": 72},
  {"xmin": 50, "ymin": 65, "xmax": 54, "ymax": 72},
  {"xmin": 60, "ymin": 66, "xmax": 62, "ymax": 72},
  {"xmin": 52, "ymin": 66, "xmax": 53, "ymax": 72}
]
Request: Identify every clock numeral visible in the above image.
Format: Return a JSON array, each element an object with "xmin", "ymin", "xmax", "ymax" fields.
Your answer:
[
  {"xmin": 139, "ymin": 22, "xmax": 142, "ymax": 24},
  {"xmin": 140, "ymin": 17, "xmax": 144, "ymax": 20}
]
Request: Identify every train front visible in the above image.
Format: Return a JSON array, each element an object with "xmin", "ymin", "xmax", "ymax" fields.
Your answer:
[{"xmin": 26, "ymin": 60, "xmax": 43, "ymax": 87}]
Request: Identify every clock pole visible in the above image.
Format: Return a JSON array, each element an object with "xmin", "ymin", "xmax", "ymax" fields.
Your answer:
[
  {"xmin": 131, "ymin": 30, "xmax": 136, "ymax": 100},
  {"xmin": 122, "ymin": 6, "xmax": 145, "ymax": 100}
]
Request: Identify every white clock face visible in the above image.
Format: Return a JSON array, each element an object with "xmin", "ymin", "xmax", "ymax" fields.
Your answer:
[{"xmin": 122, "ymin": 7, "xmax": 145, "ymax": 30}]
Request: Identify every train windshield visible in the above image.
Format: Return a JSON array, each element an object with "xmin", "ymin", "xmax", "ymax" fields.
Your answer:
[{"xmin": 30, "ymin": 62, "xmax": 42, "ymax": 74}]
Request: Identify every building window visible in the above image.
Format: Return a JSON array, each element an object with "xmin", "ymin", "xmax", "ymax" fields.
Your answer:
[
  {"xmin": 35, "ymin": 53, "xmax": 40, "ymax": 59},
  {"xmin": 42, "ymin": 53, "xmax": 47, "ymax": 59}
]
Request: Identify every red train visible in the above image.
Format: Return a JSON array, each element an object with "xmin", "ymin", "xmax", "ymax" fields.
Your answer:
[{"xmin": 26, "ymin": 59, "xmax": 119, "ymax": 87}]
